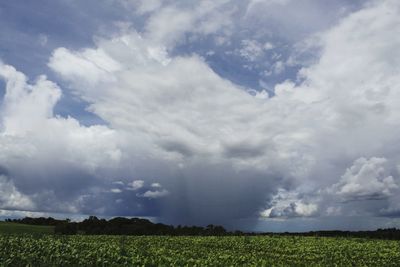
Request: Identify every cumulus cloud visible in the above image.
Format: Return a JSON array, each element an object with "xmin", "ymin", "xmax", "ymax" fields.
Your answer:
[
  {"xmin": 48, "ymin": 47, "xmax": 122, "ymax": 89},
  {"xmin": 139, "ymin": 189, "xmax": 169, "ymax": 199},
  {"xmin": 0, "ymin": 63, "xmax": 61, "ymax": 135},
  {"xmin": 110, "ymin": 188, "xmax": 122, "ymax": 193},
  {"xmin": 332, "ymin": 157, "xmax": 398, "ymax": 201},
  {"xmin": 0, "ymin": 175, "xmax": 34, "ymax": 210},
  {"xmin": 128, "ymin": 180, "xmax": 145, "ymax": 191},
  {"xmin": 1, "ymin": 0, "xmax": 400, "ymax": 230},
  {"xmin": 151, "ymin": 183, "xmax": 162, "ymax": 188},
  {"xmin": 137, "ymin": 182, "xmax": 169, "ymax": 199},
  {"xmin": 260, "ymin": 189, "xmax": 318, "ymax": 218},
  {"xmin": 44, "ymin": 0, "xmax": 400, "ymax": 225},
  {"xmin": 47, "ymin": 31, "xmax": 287, "ymax": 224},
  {"xmin": 0, "ymin": 60, "xmax": 123, "ymax": 215}
]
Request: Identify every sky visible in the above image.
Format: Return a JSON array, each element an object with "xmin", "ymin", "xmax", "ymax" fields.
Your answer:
[{"xmin": 1, "ymin": 0, "xmax": 400, "ymax": 232}]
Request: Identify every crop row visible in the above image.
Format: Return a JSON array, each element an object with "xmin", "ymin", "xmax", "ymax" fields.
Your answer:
[{"xmin": 0, "ymin": 235, "xmax": 400, "ymax": 266}]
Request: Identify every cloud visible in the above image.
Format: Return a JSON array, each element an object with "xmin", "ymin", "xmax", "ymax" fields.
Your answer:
[
  {"xmin": 141, "ymin": 0, "xmax": 237, "ymax": 48},
  {"xmin": 0, "ymin": 63, "xmax": 61, "ymax": 135},
  {"xmin": 110, "ymin": 188, "xmax": 122, "ymax": 193},
  {"xmin": 260, "ymin": 189, "xmax": 318, "ymax": 218},
  {"xmin": 45, "ymin": 0, "xmax": 400, "ymax": 226},
  {"xmin": 264, "ymin": 60, "xmax": 286, "ymax": 76},
  {"xmin": 47, "ymin": 31, "xmax": 288, "ymax": 225},
  {"xmin": 49, "ymin": 32, "xmax": 271, "ymax": 165},
  {"xmin": 0, "ymin": 175, "xmax": 34, "ymax": 210},
  {"xmin": 238, "ymin": 39, "xmax": 266, "ymax": 62},
  {"xmin": 0, "ymin": 60, "xmax": 123, "ymax": 215},
  {"xmin": 254, "ymin": 0, "xmax": 400, "ymax": 220},
  {"xmin": 332, "ymin": 157, "xmax": 398, "ymax": 201},
  {"xmin": 1, "ymin": 0, "xmax": 400, "ymax": 231},
  {"xmin": 139, "ymin": 189, "xmax": 169, "ymax": 199},
  {"xmin": 128, "ymin": 180, "xmax": 145, "ymax": 191},
  {"xmin": 137, "ymin": 182, "xmax": 169, "ymax": 198},
  {"xmin": 48, "ymin": 47, "xmax": 122, "ymax": 88},
  {"xmin": 151, "ymin": 183, "xmax": 162, "ymax": 188}
]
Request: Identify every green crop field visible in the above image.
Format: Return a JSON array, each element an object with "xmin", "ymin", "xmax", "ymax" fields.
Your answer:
[
  {"xmin": 0, "ymin": 235, "xmax": 400, "ymax": 266},
  {"xmin": 0, "ymin": 222, "xmax": 54, "ymax": 235}
]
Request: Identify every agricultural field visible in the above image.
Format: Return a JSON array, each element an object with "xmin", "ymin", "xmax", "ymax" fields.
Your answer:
[
  {"xmin": 0, "ymin": 222, "xmax": 54, "ymax": 235},
  {"xmin": 0, "ymin": 235, "xmax": 400, "ymax": 266}
]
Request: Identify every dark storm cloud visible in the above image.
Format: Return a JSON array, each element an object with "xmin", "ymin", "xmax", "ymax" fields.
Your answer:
[
  {"xmin": 223, "ymin": 143, "xmax": 266, "ymax": 159},
  {"xmin": 159, "ymin": 140, "xmax": 195, "ymax": 157}
]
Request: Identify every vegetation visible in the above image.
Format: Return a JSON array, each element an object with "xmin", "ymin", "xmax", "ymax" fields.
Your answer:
[
  {"xmin": 2, "ymin": 217, "xmax": 400, "ymax": 266},
  {"xmin": 0, "ymin": 234, "xmax": 399, "ymax": 266},
  {"xmin": 8, "ymin": 217, "xmax": 400, "ymax": 240},
  {"xmin": 0, "ymin": 222, "xmax": 54, "ymax": 235},
  {"xmin": 9, "ymin": 216, "xmax": 229, "ymax": 236},
  {"xmin": 5, "ymin": 217, "xmax": 68, "ymax": 226}
]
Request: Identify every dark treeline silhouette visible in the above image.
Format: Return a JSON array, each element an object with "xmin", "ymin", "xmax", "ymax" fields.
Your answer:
[
  {"xmin": 6, "ymin": 216, "xmax": 230, "ymax": 236},
  {"xmin": 263, "ymin": 228, "xmax": 400, "ymax": 240},
  {"xmin": 5, "ymin": 216, "xmax": 400, "ymax": 239},
  {"xmin": 5, "ymin": 217, "xmax": 68, "ymax": 226}
]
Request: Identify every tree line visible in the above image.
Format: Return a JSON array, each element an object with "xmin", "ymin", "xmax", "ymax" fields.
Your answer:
[
  {"xmin": 266, "ymin": 228, "xmax": 400, "ymax": 240},
  {"xmin": 5, "ymin": 216, "xmax": 400, "ymax": 239},
  {"xmin": 6, "ymin": 216, "xmax": 231, "ymax": 236}
]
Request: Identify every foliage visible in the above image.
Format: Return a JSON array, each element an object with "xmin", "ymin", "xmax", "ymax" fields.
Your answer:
[
  {"xmin": 0, "ymin": 235, "xmax": 399, "ymax": 266},
  {"xmin": 273, "ymin": 228, "xmax": 400, "ymax": 240},
  {"xmin": 54, "ymin": 216, "xmax": 228, "ymax": 236},
  {"xmin": 6, "ymin": 217, "xmax": 67, "ymax": 226},
  {"xmin": 9, "ymin": 217, "xmax": 400, "ymax": 239},
  {"xmin": 0, "ymin": 222, "xmax": 54, "ymax": 235}
]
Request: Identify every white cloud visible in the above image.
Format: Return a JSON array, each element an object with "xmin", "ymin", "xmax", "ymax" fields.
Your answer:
[
  {"xmin": 238, "ymin": 39, "xmax": 265, "ymax": 62},
  {"xmin": 133, "ymin": 0, "xmax": 163, "ymax": 14},
  {"xmin": 48, "ymin": 47, "xmax": 121, "ymax": 89},
  {"xmin": 139, "ymin": 189, "xmax": 169, "ymax": 199},
  {"xmin": 0, "ymin": 60, "xmax": 122, "ymax": 214},
  {"xmin": 0, "ymin": 63, "xmax": 61, "ymax": 135},
  {"xmin": 143, "ymin": 0, "xmax": 235, "ymax": 47},
  {"xmin": 263, "ymin": 42, "xmax": 274, "ymax": 50},
  {"xmin": 49, "ymin": 32, "xmax": 272, "ymax": 165},
  {"xmin": 261, "ymin": 0, "xmax": 400, "ymax": 219},
  {"xmin": 0, "ymin": 175, "xmax": 34, "ymax": 210},
  {"xmin": 332, "ymin": 157, "xmax": 398, "ymax": 201},
  {"xmin": 237, "ymin": 40, "xmax": 275, "ymax": 63},
  {"xmin": 0, "ymin": 61, "xmax": 121, "ymax": 170},
  {"xmin": 151, "ymin": 182, "xmax": 162, "ymax": 188},
  {"xmin": 128, "ymin": 180, "xmax": 145, "ymax": 191},
  {"xmin": 110, "ymin": 188, "xmax": 122, "ymax": 193},
  {"xmin": 260, "ymin": 189, "xmax": 318, "ymax": 218}
]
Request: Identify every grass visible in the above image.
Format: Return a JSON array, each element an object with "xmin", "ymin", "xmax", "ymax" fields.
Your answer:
[{"xmin": 0, "ymin": 222, "xmax": 54, "ymax": 235}]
